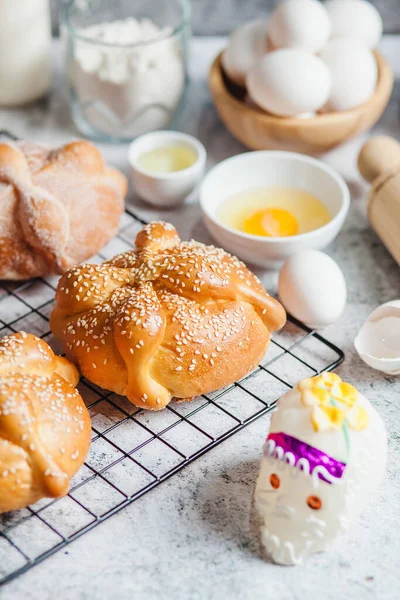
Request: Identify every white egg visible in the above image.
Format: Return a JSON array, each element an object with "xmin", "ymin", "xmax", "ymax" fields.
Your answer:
[
  {"xmin": 325, "ymin": 0, "xmax": 383, "ymax": 49},
  {"xmin": 221, "ymin": 19, "xmax": 269, "ymax": 87},
  {"xmin": 296, "ymin": 112, "xmax": 316, "ymax": 119},
  {"xmin": 267, "ymin": 0, "xmax": 331, "ymax": 53},
  {"xmin": 354, "ymin": 301, "xmax": 400, "ymax": 375},
  {"xmin": 278, "ymin": 250, "xmax": 347, "ymax": 329},
  {"xmin": 319, "ymin": 39, "xmax": 377, "ymax": 111},
  {"xmin": 246, "ymin": 49, "xmax": 331, "ymax": 117}
]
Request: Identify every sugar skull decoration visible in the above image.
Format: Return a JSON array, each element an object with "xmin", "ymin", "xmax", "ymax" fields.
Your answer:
[{"xmin": 254, "ymin": 373, "xmax": 387, "ymax": 566}]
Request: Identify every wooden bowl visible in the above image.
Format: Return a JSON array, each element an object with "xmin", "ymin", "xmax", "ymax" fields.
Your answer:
[{"xmin": 209, "ymin": 51, "xmax": 394, "ymax": 156}]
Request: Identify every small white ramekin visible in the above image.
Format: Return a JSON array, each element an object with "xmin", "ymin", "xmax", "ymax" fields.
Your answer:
[
  {"xmin": 128, "ymin": 131, "xmax": 207, "ymax": 208},
  {"xmin": 199, "ymin": 151, "xmax": 350, "ymax": 269}
]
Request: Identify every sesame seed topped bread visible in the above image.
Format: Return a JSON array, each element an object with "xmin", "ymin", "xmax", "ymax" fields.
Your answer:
[
  {"xmin": 50, "ymin": 221, "xmax": 286, "ymax": 411},
  {"xmin": 0, "ymin": 139, "xmax": 127, "ymax": 280},
  {"xmin": 0, "ymin": 332, "xmax": 91, "ymax": 513}
]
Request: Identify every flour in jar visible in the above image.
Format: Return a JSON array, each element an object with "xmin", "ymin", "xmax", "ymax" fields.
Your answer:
[{"xmin": 70, "ymin": 18, "xmax": 185, "ymax": 137}]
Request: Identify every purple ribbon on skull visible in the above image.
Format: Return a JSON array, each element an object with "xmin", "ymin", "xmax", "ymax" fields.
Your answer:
[{"xmin": 266, "ymin": 432, "xmax": 347, "ymax": 484}]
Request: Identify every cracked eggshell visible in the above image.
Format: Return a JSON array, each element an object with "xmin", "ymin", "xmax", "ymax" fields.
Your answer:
[
  {"xmin": 354, "ymin": 300, "xmax": 400, "ymax": 375},
  {"xmin": 221, "ymin": 19, "xmax": 269, "ymax": 87}
]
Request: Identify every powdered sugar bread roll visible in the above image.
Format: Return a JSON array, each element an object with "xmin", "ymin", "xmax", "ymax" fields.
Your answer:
[
  {"xmin": 0, "ymin": 139, "xmax": 127, "ymax": 280},
  {"xmin": 50, "ymin": 221, "xmax": 286, "ymax": 410}
]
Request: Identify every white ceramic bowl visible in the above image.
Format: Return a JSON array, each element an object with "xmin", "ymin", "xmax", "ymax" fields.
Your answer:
[
  {"xmin": 199, "ymin": 151, "xmax": 350, "ymax": 269},
  {"xmin": 128, "ymin": 131, "xmax": 207, "ymax": 208}
]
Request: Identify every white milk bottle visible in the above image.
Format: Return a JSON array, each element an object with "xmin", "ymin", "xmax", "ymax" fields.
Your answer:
[{"xmin": 0, "ymin": 0, "xmax": 51, "ymax": 106}]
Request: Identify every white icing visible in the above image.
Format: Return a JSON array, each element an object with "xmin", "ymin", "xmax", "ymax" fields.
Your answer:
[
  {"xmin": 263, "ymin": 438, "xmax": 343, "ymax": 486},
  {"xmin": 255, "ymin": 385, "xmax": 387, "ymax": 566}
]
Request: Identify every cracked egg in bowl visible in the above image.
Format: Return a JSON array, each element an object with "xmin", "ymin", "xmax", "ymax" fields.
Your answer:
[{"xmin": 199, "ymin": 151, "xmax": 350, "ymax": 269}]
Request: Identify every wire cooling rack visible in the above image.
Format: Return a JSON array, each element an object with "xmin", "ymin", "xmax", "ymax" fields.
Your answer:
[{"xmin": 0, "ymin": 142, "xmax": 344, "ymax": 587}]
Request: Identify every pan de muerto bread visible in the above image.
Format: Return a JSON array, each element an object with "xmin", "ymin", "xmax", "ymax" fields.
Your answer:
[
  {"xmin": 0, "ymin": 332, "xmax": 91, "ymax": 513},
  {"xmin": 51, "ymin": 221, "xmax": 286, "ymax": 411},
  {"xmin": 0, "ymin": 139, "xmax": 127, "ymax": 280}
]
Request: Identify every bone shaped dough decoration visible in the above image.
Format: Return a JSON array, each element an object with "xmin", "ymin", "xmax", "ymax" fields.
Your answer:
[
  {"xmin": 0, "ymin": 332, "xmax": 91, "ymax": 513},
  {"xmin": 50, "ymin": 221, "xmax": 286, "ymax": 411},
  {"xmin": 0, "ymin": 139, "xmax": 127, "ymax": 280},
  {"xmin": 253, "ymin": 373, "xmax": 387, "ymax": 565}
]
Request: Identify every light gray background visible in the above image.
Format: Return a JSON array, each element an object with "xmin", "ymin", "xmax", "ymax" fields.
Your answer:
[
  {"xmin": 52, "ymin": 0, "xmax": 400, "ymax": 35},
  {"xmin": 1, "ymin": 34, "xmax": 400, "ymax": 600}
]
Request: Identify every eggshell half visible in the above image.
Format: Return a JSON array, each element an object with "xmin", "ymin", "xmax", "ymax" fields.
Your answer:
[{"xmin": 354, "ymin": 300, "xmax": 400, "ymax": 375}]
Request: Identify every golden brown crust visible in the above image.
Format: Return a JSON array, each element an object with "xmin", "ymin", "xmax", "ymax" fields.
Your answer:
[
  {"xmin": 0, "ymin": 140, "xmax": 127, "ymax": 280},
  {"xmin": 0, "ymin": 332, "xmax": 91, "ymax": 513},
  {"xmin": 51, "ymin": 221, "xmax": 286, "ymax": 411}
]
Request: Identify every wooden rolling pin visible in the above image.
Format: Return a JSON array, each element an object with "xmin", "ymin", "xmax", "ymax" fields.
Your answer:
[{"xmin": 358, "ymin": 136, "xmax": 400, "ymax": 266}]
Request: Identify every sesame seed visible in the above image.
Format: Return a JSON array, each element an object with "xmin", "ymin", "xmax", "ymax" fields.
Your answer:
[{"xmin": 49, "ymin": 220, "xmax": 274, "ymax": 414}]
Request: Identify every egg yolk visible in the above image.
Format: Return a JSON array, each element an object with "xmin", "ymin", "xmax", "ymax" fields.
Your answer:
[{"xmin": 243, "ymin": 208, "xmax": 299, "ymax": 237}]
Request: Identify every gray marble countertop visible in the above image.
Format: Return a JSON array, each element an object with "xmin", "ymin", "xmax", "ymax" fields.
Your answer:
[{"xmin": 1, "ymin": 37, "xmax": 400, "ymax": 600}]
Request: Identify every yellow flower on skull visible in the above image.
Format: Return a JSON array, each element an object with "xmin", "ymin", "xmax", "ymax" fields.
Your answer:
[{"xmin": 297, "ymin": 373, "xmax": 369, "ymax": 432}]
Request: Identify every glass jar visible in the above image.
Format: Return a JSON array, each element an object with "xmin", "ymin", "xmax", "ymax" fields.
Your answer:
[
  {"xmin": 61, "ymin": 0, "xmax": 191, "ymax": 143},
  {"xmin": 0, "ymin": 0, "xmax": 51, "ymax": 106}
]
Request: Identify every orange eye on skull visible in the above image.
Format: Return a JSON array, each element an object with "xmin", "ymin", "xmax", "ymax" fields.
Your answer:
[
  {"xmin": 307, "ymin": 495, "xmax": 322, "ymax": 510},
  {"xmin": 269, "ymin": 473, "xmax": 280, "ymax": 489}
]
